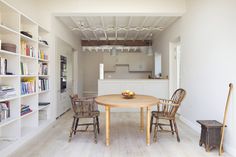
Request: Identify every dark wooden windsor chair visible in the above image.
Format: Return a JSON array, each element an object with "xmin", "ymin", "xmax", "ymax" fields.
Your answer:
[
  {"xmin": 150, "ymin": 88, "xmax": 186, "ymax": 142},
  {"xmin": 69, "ymin": 95, "xmax": 100, "ymax": 143}
]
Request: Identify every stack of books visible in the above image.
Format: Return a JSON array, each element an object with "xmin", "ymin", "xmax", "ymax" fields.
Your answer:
[
  {"xmin": 38, "ymin": 62, "xmax": 48, "ymax": 75},
  {"xmin": 38, "ymin": 50, "xmax": 48, "ymax": 60},
  {"xmin": 0, "ymin": 101, "xmax": 10, "ymax": 122},
  {"xmin": 21, "ymin": 104, "xmax": 32, "ymax": 116},
  {"xmin": 21, "ymin": 78, "xmax": 36, "ymax": 95},
  {"xmin": 21, "ymin": 40, "xmax": 36, "ymax": 57},
  {"xmin": 20, "ymin": 62, "xmax": 29, "ymax": 75},
  {"xmin": 38, "ymin": 78, "xmax": 49, "ymax": 92},
  {"xmin": 0, "ymin": 56, "xmax": 7, "ymax": 75},
  {"xmin": 0, "ymin": 85, "xmax": 17, "ymax": 99}
]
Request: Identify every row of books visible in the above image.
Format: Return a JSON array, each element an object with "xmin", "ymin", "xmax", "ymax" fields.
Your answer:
[
  {"xmin": 21, "ymin": 62, "xmax": 29, "ymax": 75},
  {"xmin": 39, "ymin": 78, "xmax": 49, "ymax": 92},
  {"xmin": 38, "ymin": 50, "xmax": 48, "ymax": 60},
  {"xmin": 0, "ymin": 56, "xmax": 7, "ymax": 75},
  {"xmin": 0, "ymin": 101, "xmax": 10, "ymax": 122},
  {"xmin": 21, "ymin": 104, "xmax": 32, "ymax": 116},
  {"xmin": 0, "ymin": 85, "xmax": 17, "ymax": 100},
  {"xmin": 21, "ymin": 40, "xmax": 36, "ymax": 57},
  {"xmin": 21, "ymin": 78, "xmax": 36, "ymax": 95},
  {"xmin": 38, "ymin": 62, "xmax": 48, "ymax": 75}
]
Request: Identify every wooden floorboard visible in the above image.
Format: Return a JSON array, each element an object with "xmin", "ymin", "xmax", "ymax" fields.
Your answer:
[{"xmin": 9, "ymin": 111, "xmax": 232, "ymax": 157}]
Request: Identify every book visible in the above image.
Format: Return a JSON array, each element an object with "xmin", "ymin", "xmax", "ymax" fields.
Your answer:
[
  {"xmin": 0, "ymin": 101, "xmax": 10, "ymax": 122},
  {"xmin": 21, "ymin": 40, "xmax": 36, "ymax": 57},
  {"xmin": 21, "ymin": 78, "xmax": 36, "ymax": 95},
  {"xmin": 0, "ymin": 56, "xmax": 7, "ymax": 75},
  {"xmin": 38, "ymin": 78, "xmax": 49, "ymax": 92}
]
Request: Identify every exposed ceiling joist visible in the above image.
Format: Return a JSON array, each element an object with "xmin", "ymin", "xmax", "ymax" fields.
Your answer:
[
  {"xmin": 144, "ymin": 17, "xmax": 163, "ymax": 39},
  {"xmin": 124, "ymin": 16, "xmax": 132, "ymax": 40},
  {"xmin": 81, "ymin": 40, "xmax": 152, "ymax": 46},
  {"xmin": 59, "ymin": 16, "xmax": 180, "ymax": 41},
  {"xmin": 70, "ymin": 16, "xmax": 90, "ymax": 40},
  {"xmin": 115, "ymin": 17, "xmax": 118, "ymax": 40},
  {"xmin": 85, "ymin": 17, "xmax": 98, "ymax": 40},
  {"xmin": 100, "ymin": 16, "xmax": 108, "ymax": 40},
  {"xmin": 134, "ymin": 17, "xmax": 148, "ymax": 40}
]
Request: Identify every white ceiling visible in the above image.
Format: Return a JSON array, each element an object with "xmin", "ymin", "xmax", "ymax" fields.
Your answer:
[{"xmin": 57, "ymin": 16, "xmax": 179, "ymax": 40}]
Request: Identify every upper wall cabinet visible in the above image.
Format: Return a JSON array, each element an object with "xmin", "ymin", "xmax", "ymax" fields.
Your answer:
[{"xmin": 103, "ymin": 52, "xmax": 154, "ymax": 72}]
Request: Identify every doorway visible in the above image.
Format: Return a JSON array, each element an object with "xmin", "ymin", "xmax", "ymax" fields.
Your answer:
[{"xmin": 169, "ymin": 37, "xmax": 181, "ymax": 96}]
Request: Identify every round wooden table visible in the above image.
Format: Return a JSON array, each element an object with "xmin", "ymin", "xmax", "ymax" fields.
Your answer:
[{"xmin": 95, "ymin": 94, "xmax": 159, "ymax": 146}]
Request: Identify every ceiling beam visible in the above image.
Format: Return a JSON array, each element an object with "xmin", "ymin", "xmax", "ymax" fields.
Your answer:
[
  {"xmin": 70, "ymin": 17, "xmax": 90, "ymax": 40},
  {"xmin": 134, "ymin": 17, "xmax": 148, "ymax": 40},
  {"xmin": 124, "ymin": 16, "xmax": 132, "ymax": 40},
  {"xmin": 85, "ymin": 17, "xmax": 99, "ymax": 40},
  {"xmin": 81, "ymin": 40, "xmax": 152, "ymax": 46},
  {"xmin": 100, "ymin": 16, "xmax": 108, "ymax": 40}
]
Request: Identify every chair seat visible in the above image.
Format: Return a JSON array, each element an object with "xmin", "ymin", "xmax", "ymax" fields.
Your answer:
[
  {"xmin": 74, "ymin": 111, "xmax": 100, "ymax": 118},
  {"xmin": 152, "ymin": 111, "xmax": 174, "ymax": 120}
]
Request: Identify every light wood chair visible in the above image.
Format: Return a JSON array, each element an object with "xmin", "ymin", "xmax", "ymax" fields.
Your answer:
[
  {"xmin": 150, "ymin": 88, "xmax": 186, "ymax": 142},
  {"xmin": 68, "ymin": 95, "xmax": 100, "ymax": 143}
]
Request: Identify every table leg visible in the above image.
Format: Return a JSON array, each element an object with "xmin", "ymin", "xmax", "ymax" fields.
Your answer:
[
  {"xmin": 105, "ymin": 106, "xmax": 110, "ymax": 146},
  {"xmin": 140, "ymin": 107, "xmax": 144, "ymax": 132},
  {"xmin": 146, "ymin": 106, "xmax": 151, "ymax": 145}
]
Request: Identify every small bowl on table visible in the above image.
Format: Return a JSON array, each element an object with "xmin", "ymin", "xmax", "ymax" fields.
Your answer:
[{"xmin": 121, "ymin": 90, "xmax": 135, "ymax": 99}]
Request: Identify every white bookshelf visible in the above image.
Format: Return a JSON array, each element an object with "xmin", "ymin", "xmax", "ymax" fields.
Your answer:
[{"xmin": 0, "ymin": 0, "xmax": 51, "ymax": 155}]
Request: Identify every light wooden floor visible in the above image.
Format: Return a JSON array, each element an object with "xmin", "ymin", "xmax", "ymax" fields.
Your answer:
[{"xmin": 9, "ymin": 111, "xmax": 231, "ymax": 157}]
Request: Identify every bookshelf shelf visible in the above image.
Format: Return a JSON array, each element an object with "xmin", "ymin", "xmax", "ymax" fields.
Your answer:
[
  {"xmin": 0, "ymin": 96, "xmax": 19, "ymax": 102},
  {"xmin": 0, "ymin": 117, "xmax": 19, "ymax": 128},
  {"xmin": 38, "ymin": 75, "xmax": 49, "ymax": 77},
  {"xmin": 39, "ymin": 42, "xmax": 49, "ymax": 48},
  {"xmin": 38, "ymin": 90, "xmax": 49, "ymax": 94},
  {"xmin": 20, "ymin": 75, "xmax": 37, "ymax": 77},
  {"xmin": 0, "ymin": 24, "xmax": 19, "ymax": 35},
  {"xmin": 20, "ymin": 54, "xmax": 38, "ymax": 60},
  {"xmin": 38, "ymin": 59, "xmax": 49, "ymax": 62},
  {"xmin": 20, "ymin": 34, "xmax": 37, "ymax": 43},
  {"xmin": 20, "ymin": 92, "xmax": 37, "ymax": 98},
  {"xmin": 0, "ymin": 50, "xmax": 19, "ymax": 56},
  {"xmin": 0, "ymin": 1, "xmax": 51, "ymax": 156},
  {"xmin": 0, "ymin": 75, "xmax": 19, "ymax": 78},
  {"xmin": 38, "ymin": 105, "xmax": 49, "ymax": 110},
  {"xmin": 21, "ymin": 110, "xmax": 37, "ymax": 119}
]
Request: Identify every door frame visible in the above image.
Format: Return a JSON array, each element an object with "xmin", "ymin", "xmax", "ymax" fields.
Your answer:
[{"xmin": 169, "ymin": 36, "xmax": 181, "ymax": 97}]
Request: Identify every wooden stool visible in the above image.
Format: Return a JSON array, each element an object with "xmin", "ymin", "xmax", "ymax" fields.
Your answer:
[{"xmin": 197, "ymin": 120, "xmax": 223, "ymax": 152}]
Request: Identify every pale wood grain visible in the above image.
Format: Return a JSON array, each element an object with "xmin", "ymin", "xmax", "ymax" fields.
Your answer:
[{"xmin": 95, "ymin": 94, "xmax": 159, "ymax": 108}]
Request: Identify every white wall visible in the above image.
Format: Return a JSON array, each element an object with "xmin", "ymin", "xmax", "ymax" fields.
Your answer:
[{"xmin": 154, "ymin": 0, "xmax": 236, "ymax": 155}]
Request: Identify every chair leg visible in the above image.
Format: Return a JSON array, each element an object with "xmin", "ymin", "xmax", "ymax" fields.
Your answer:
[
  {"xmin": 69, "ymin": 117, "xmax": 76, "ymax": 142},
  {"xmin": 173, "ymin": 119, "xmax": 180, "ymax": 142},
  {"xmin": 96, "ymin": 116, "xmax": 100, "ymax": 134},
  {"xmin": 170, "ymin": 120, "xmax": 174, "ymax": 135},
  {"xmin": 93, "ymin": 117, "xmax": 97, "ymax": 143},
  {"xmin": 150, "ymin": 114, "xmax": 153, "ymax": 133},
  {"xmin": 153, "ymin": 118, "xmax": 159, "ymax": 142},
  {"xmin": 74, "ymin": 118, "xmax": 79, "ymax": 135}
]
